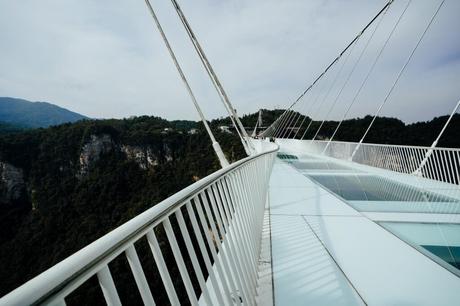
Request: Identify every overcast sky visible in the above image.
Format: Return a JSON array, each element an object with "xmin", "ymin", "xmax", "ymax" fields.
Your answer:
[{"xmin": 0, "ymin": 0, "xmax": 459, "ymax": 123}]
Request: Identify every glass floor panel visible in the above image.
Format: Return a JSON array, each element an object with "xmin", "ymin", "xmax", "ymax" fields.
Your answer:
[
  {"xmin": 422, "ymin": 246, "xmax": 460, "ymax": 270},
  {"xmin": 292, "ymin": 161, "xmax": 352, "ymax": 171},
  {"xmin": 381, "ymin": 222, "xmax": 460, "ymax": 273},
  {"xmin": 307, "ymin": 174, "xmax": 457, "ymax": 202},
  {"xmin": 347, "ymin": 201, "xmax": 460, "ymax": 214},
  {"xmin": 296, "ymin": 153, "xmax": 320, "ymax": 160}
]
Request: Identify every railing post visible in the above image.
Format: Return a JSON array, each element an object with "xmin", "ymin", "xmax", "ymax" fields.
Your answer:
[
  {"xmin": 97, "ymin": 266, "xmax": 122, "ymax": 306},
  {"xmin": 175, "ymin": 209, "xmax": 213, "ymax": 305},
  {"xmin": 146, "ymin": 230, "xmax": 180, "ymax": 305},
  {"xmin": 163, "ymin": 218, "xmax": 198, "ymax": 305},
  {"xmin": 125, "ymin": 245, "xmax": 156, "ymax": 306}
]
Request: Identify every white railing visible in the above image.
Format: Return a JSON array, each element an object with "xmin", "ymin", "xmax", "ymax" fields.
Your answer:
[
  {"xmin": 0, "ymin": 141, "xmax": 278, "ymax": 306},
  {"xmin": 278, "ymin": 139, "xmax": 460, "ymax": 185}
]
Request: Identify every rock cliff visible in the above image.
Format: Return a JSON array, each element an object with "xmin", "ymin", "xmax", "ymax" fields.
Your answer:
[
  {"xmin": 0, "ymin": 162, "xmax": 25, "ymax": 205},
  {"xmin": 78, "ymin": 134, "xmax": 114, "ymax": 177}
]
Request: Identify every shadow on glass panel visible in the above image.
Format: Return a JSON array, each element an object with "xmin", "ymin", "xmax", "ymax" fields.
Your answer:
[{"xmin": 277, "ymin": 152, "xmax": 299, "ymax": 162}]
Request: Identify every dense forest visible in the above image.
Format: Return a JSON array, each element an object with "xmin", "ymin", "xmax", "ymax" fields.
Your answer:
[
  {"xmin": 0, "ymin": 110, "xmax": 459, "ymax": 304},
  {"xmin": 220, "ymin": 110, "xmax": 460, "ymax": 148},
  {"xmin": 0, "ymin": 116, "xmax": 245, "ymax": 304},
  {"xmin": 0, "ymin": 122, "xmax": 27, "ymax": 135}
]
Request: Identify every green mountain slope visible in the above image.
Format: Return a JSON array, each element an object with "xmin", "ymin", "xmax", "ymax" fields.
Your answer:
[
  {"xmin": 0, "ymin": 97, "xmax": 88, "ymax": 128},
  {"xmin": 0, "ymin": 116, "xmax": 245, "ymax": 304}
]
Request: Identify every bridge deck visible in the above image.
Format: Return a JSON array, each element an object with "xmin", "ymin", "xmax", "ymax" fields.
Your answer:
[{"xmin": 267, "ymin": 154, "xmax": 460, "ymax": 306}]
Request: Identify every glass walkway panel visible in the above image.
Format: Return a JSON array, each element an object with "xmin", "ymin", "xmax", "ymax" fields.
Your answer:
[{"xmin": 267, "ymin": 139, "xmax": 460, "ymax": 306}]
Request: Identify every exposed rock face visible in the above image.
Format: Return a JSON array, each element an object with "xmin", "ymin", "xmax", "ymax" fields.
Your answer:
[
  {"xmin": 79, "ymin": 134, "xmax": 114, "ymax": 177},
  {"xmin": 0, "ymin": 162, "xmax": 25, "ymax": 205},
  {"xmin": 121, "ymin": 145, "xmax": 159, "ymax": 170},
  {"xmin": 164, "ymin": 143, "xmax": 173, "ymax": 162},
  {"xmin": 78, "ymin": 135, "xmax": 175, "ymax": 175}
]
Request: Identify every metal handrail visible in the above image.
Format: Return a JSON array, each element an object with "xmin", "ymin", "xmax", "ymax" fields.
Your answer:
[
  {"xmin": 278, "ymin": 139, "xmax": 460, "ymax": 185},
  {"xmin": 308, "ymin": 139, "xmax": 460, "ymax": 152},
  {"xmin": 1, "ymin": 141, "xmax": 278, "ymax": 306}
]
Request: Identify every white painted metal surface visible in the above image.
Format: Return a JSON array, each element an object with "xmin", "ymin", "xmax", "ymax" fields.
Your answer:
[{"xmin": 278, "ymin": 139, "xmax": 460, "ymax": 185}]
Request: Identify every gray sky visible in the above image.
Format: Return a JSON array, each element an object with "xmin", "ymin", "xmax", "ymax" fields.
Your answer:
[{"xmin": 0, "ymin": 0, "xmax": 459, "ymax": 123}]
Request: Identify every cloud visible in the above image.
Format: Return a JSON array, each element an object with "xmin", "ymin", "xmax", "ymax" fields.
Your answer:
[{"xmin": 0, "ymin": 0, "xmax": 458, "ymax": 123}]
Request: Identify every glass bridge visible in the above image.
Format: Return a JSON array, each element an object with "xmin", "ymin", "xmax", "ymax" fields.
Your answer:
[{"xmin": 2, "ymin": 0, "xmax": 458, "ymax": 303}]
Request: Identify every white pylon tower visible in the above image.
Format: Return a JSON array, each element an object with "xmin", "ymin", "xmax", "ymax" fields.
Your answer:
[{"xmin": 252, "ymin": 109, "xmax": 263, "ymax": 137}]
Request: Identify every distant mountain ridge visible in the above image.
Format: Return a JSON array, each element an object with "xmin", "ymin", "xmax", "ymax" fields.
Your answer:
[{"xmin": 0, "ymin": 97, "xmax": 87, "ymax": 128}]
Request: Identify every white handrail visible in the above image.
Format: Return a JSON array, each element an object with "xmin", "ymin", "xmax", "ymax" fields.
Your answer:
[
  {"xmin": 0, "ymin": 141, "xmax": 278, "ymax": 306},
  {"xmin": 306, "ymin": 139, "xmax": 460, "ymax": 152},
  {"xmin": 278, "ymin": 139, "xmax": 460, "ymax": 185}
]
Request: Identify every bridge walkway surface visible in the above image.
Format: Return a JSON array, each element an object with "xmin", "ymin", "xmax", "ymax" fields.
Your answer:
[{"xmin": 267, "ymin": 156, "xmax": 460, "ymax": 306}]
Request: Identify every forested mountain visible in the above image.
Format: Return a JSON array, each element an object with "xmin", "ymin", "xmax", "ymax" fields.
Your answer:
[
  {"xmin": 170, "ymin": 119, "xmax": 199, "ymax": 130},
  {"xmin": 0, "ymin": 122, "xmax": 27, "ymax": 135},
  {"xmin": 216, "ymin": 110, "xmax": 460, "ymax": 148},
  {"xmin": 0, "ymin": 116, "xmax": 245, "ymax": 304},
  {"xmin": 0, "ymin": 97, "xmax": 87, "ymax": 128}
]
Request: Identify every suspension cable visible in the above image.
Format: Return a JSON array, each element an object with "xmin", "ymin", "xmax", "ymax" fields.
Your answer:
[
  {"xmin": 287, "ymin": 85, "xmax": 319, "ymax": 139},
  {"xmin": 273, "ymin": 111, "xmax": 288, "ymax": 138},
  {"xmin": 168, "ymin": 0, "xmax": 252, "ymax": 154},
  {"xmin": 263, "ymin": 0, "xmax": 395, "ymax": 137},
  {"xmin": 275, "ymin": 109, "xmax": 293, "ymax": 137},
  {"xmin": 293, "ymin": 80, "xmax": 325, "ymax": 138},
  {"xmin": 281, "ymin": 109, "xmax": 301, "ymax": 138},
  {"xmin": 287, "ymin": 88, "xmax": 315, "ymax": 138},
  {"xmin": 144, "ymin": 0, "xmax": 229, "ymax": 167},
  {"xmin": 310, "ymin": 38, "xmax": 359, "ymax": 141},
  {"xmin": 299, "ymin": 70, "xmax": 335, "ymax": 140},
  {"xmin": 266, "ymin": 112, "xmax": 284, "ymax": 138},
  {"xmin": 280, "ymin": 112, "xmax": 295, "ymax": 139},
  {"xmin": 301, "ymin": 54, "xmax": 350, "ymax": 140},
  {"xmin": 285, "ymin": 45, "xmax": 354, "ymax": 140},
  {"xmin": 280, "ymin": 107, "xmax": 302, "ymax": 139},
  {"xmin": 313, "ymin": 5, "xmax": 389, "ymax": 143},
  {"xmin": 415, "ymin": 99, "xmax": 460, "ymax": 173},
  {"xmin": 324, "ymin": 0, "xmax": 411, "ymax": 153},
  {"xmin": 271, "ymin": 107, "xmax": 288, "ymax": 137},
  {"xmin": 350, "ymin": 0, "xmax": 445, "ymax": 160},
  {"xmin": 275, "ymin": 108, "xmax": 295, "ymax": 138}
]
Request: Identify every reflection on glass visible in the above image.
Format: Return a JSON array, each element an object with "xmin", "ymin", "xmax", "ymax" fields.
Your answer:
[
  {"xmin": 422, "ymin": 245, "xmax": 460, "ymax": 269},
  {"xmin": 292, "ymin": 161, "xmax": 352, "ymax": 171},
  {"xmin": 288, "ymin": 152, "xmax": 460, "ymax": 274},
  {"xmin": 381, "ymin": 222, "xmax": 460, "ymax": 272},
  {"xmin": 308, "ymin": 174, "xmax": 457, "ymax": 203}
]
